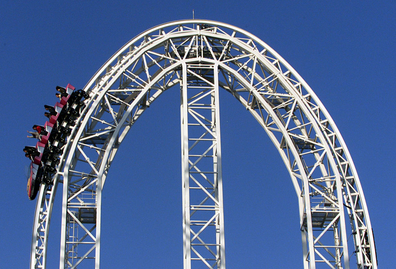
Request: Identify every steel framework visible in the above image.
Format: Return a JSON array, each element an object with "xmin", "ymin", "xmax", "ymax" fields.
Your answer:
[{"xmin": 30, "ymin": 20, "xmax": 377, "ymax": 269}]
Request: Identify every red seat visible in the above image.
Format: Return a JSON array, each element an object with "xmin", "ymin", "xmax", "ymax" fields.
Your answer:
[
  {"xmin": 49, "ymin": 114, "xmax": 59, "ymax": 125},
  {"xmin": 40, "ymin": 134, "xmax": 49, "ymax": 144},
  {"xmin": 33, "ymin": 154, "xmax": 42, "ymax": 165},
  {"xmin": 60, "ymin": 96, "xmax": 70, "ymax": 105}
]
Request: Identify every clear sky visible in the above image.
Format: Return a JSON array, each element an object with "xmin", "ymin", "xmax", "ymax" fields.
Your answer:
[{"xmin": 1, "ymin": 1, "xmax": 395, "ymax": 268}]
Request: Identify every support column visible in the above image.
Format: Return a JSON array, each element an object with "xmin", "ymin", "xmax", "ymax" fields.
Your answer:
[
  {"xmin": 180, "ymin": 62, "xmax": 226, "ymax": 268},
  {"xmin": 181, "ymin": 62, "xmax": 191, "ymax": 269}
]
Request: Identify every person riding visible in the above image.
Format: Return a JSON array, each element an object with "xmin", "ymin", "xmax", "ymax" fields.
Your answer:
[{"xmin": 44, "ymin": 105, "xmax": 57, "ymax": 116}]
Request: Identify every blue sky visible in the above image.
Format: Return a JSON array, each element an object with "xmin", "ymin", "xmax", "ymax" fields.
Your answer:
[{"xmin": 1, "ymin": 1, "xmax": 395, "ymax": 268}]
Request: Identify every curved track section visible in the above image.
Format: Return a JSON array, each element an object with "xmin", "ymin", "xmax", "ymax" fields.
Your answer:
[{"xmin": 30, "ymin": 20, "xmax": 377, "ymax": 269}]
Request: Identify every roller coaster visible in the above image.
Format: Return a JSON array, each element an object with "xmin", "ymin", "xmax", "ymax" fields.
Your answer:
[{"xmin": 24, "ymin": 20, "xmax": 377, "ymax": 269}]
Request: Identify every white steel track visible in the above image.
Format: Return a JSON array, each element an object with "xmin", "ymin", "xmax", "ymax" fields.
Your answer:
[{"xmin": 30, "ymin": 20, "xmax": 377, "ymax": 269}]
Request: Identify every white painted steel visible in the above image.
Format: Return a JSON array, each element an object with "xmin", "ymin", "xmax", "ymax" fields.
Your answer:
[
  {"xmin": 30, "ymin": 20, "xmax": 377, "ymax": 269},
  {"xmin": 181, "ymin": 61, "xmax": 226, "ymax": 267}
]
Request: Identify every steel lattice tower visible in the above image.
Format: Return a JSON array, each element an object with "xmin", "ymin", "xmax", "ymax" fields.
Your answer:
[{"xmin": 30, "ymin": 20, "xmax": 377, "ymax": 269}]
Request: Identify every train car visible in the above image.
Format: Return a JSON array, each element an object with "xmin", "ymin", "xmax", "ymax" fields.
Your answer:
[{"xmin": 25, "ymin": 84, "xmax": 87, "ymax": 200}]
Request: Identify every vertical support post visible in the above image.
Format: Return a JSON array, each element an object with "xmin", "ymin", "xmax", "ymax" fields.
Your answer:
[
  {"xmin": 301, "ymin": 230, "xmax": 309, "ymax": 269},
  {"xmin": 303, "ymin": 180, "xmax": 316, "ymax": 269},
  {"xmin": 59, "ymin": 169, "xmax": 69, "ymax": 269},
  {"xmin": 213, "ymin": 63, "xmax": 226, "ymax": 269},
  {"xmin": 335, "ymin": 175, "xmax": 350, "ymax": 269},
  {"xmin": 95, "ymin": 175, "xmax": 102, "ymax": 269},
  {"xmin": 181, "ymin": 62, "xmax": 191, "ymax": 269},
  {"xmin": 180, "ymin": 61, "xmax": 226, "ymax": 268}
]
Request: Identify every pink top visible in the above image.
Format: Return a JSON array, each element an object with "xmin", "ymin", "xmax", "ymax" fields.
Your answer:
[
  {"xmin": 54, "ymin": 102, "xmax": 64, "ymax": 113},
  {"xmin": 66, "ymin": 84, "xmax": 75, "ymax": 95},
  {"xmin": 36, "ymin": 141, "xmax": 46, "ymax": 153},
  {"xmin": 44, "ymin": 121, "xmax": 53, "ymax": 133}
]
